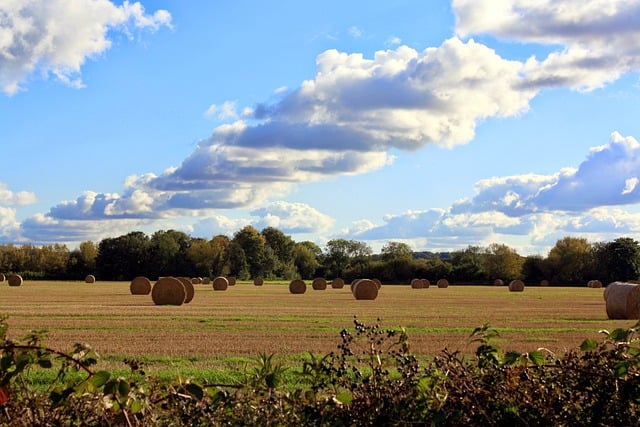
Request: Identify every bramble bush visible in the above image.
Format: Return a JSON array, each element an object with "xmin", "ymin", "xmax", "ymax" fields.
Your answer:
[{"xmin": 1, "ymin": 314, "xmax": 639, "ymax": 426}]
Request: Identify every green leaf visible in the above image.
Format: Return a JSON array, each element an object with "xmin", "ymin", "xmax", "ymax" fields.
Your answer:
[
  {"xmin": 130, "ymin": 399, "xmax": 143, "ymax": 414},
  {"xmin": 91, "ymin": 370, "xmax": 110, "ymax": 388},
  {"xmin": 103, "ymin": 380, "xmax": 118, "ymax": 395},
  {"xmin": 627, "ymin": 346, "xmax": 640, "ymax": 357},
  {"xmin": 614, "ymin": 361, "xmax": 629, "ymax": 378},
  {"xmin": 528, "ymin": 351, "xmax": 545, "ymax": 367},
  {"xmin": 610, "ymin": 328, "xmax": 630, "ymax": 342},
  {"xmin": 336, "ymin": 391, "xmax": 352, "ymax": 405},
  {"xmin": 118, "ymin": 379, "xmax": 130, "ymax": 396},
  {"xmin": 37, "ymin": 358, "xmax": 52, "ymax": 369},
  {"xmin": 503, "ymin": 351, "xmax": 521, "ymax": 365},
  {"xmin": 580, "ymin": 338, "xmax": 598, "ymax": 351}
]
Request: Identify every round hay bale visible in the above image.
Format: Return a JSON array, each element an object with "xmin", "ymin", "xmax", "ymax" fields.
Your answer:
[
  {"xmin": 191, "ymin": 277, "xmax": 202, "ymax": 285},
  {"xmin": 372, "ymin": 278, "xmax": 382, "ymax": 289},
  {"xmin": 130, "ymin": 276, "xmax": 152, "ymax": 295},
  {"xmin": 540, "ymin": 279, "xmax": 550, "ymax": 287},
  {"xmin": 587, "ymin": 279, "xmax": 603, "ymax": 288},
  {"xmin": 508, "ymin": 279, "xmax": 525, "ymax": 292},
  {"xmin": 0, "ymin": 273, "xmax": 4, "ymax": 282},
  {"xmin": 352, "ymin": 279, "xmax": 378, "ymax": 300},
  {"xmin": 151, "ymin": 277, "xmax": 185, "ymax": 306},
  {"xmin": 421, "ymin": 279, "xmax": 430, "ymax": 288},
  {"xmin": 289, "ymin": 279, "xmax": 306, "ymax": 294},
  {"xmin": 85, "ymin": 274, "xmax": 96, "ymax": 284},
  {"xmin": 494, "ymin": 279, "xmax": 504, "ymax": 286},
  {"xmin": 312, "ymin": 277, "xmax": 327, "ymax": 290},
  {"xmin": 177, "ymin": 277, "xmax": 195, "ymax": 303},
  {"xmin": 253, "ymin": 277, "xmax": 264, "ymax": 286},
  {"xmin": 7, "ymin": 274, "xmax": 22, "ymax": 287},
  {"xmin": 350, "ymin": 279, "xmax": 360, "ymax": 292},
  {"xmin": 410, "ymin": 278, "xmax": 423, "ymax": 289},
  {"xmin": 212, "ymin": 276, "xmax": 229, "ymax": 291},
  {"xmin": 202, "ymin": 277, "xmax": 211, "ymax": 285},
  {"xmin": 227, "ymin": 276, "xmax": 236, "ymax": 286},
  {"xmin": 605, "ymin": 282, "xmax": 640, "ymax": 319},
  {"xmin": 331, "ymin": 278, "xmax": 344, "ymax": 289},
  {"xmin": 437, "ymin": 278, "xmax": 449, "ymax": 288}
]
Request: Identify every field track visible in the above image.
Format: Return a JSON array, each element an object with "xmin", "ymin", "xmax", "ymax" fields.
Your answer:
[{"xmin": 0, "ymin": 280, "xmax": 633, "ymax": 365}]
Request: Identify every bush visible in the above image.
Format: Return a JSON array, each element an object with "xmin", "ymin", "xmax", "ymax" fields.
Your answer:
[{"xmin": 1, "ymin": 315, "xmax": 639, "ymax": 425}]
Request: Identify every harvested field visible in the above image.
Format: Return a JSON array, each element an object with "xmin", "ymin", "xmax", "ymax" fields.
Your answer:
[{"xmin": 0, "ymin": 281, "xmax": 626, "ymax": 372}]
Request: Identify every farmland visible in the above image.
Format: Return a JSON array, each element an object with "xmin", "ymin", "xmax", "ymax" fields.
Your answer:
[{"xmin": 0, "ymin": 280, "xmax": 633, "ymax": 376}]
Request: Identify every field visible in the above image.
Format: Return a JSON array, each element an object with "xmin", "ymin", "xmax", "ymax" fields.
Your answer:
[{"xmin": 0, "ymin": 280, "xmax": 634, "ymax": 379}]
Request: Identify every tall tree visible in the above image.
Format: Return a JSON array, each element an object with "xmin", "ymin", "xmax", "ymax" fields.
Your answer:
[
  {"xmin": 261, "ymin": 227, "xmax": 295, "ymax": 278},
  {"xmin": 210, "ymin": 235, "xmax": 231, "ymax": 276},
  {"xmin": 232, "ymin": 226, "xmax": 265, "ymax": 279},
  {"xmin": 547, "ymin": 237, "xmax": 591, "ymax": 284},
  {"xmin": 482, "ymin": 243, "xmax": 523, "ymax": 281},
  {"xmin": 96, "ymin": 231, "xmax": 150, "ymax": 280},
  {"xmin": 604, "ymin": 237, "xmax": 640, "ymax": 282},
  {"xmin": 293, "ymin": 242, "xmax": 320, "ymax": 279}
]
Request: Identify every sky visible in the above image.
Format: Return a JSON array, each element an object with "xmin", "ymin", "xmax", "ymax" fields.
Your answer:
[{"xmin": 1, "ymin": 0, "xmax": 640, "ymax": 257}]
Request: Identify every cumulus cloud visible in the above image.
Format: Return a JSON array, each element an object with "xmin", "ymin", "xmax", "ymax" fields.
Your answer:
[
  {"xmin": 251, "ymin": 201, "xmax": 334, "ymax": 233},
  {"xmin": 0, "ymin": 0, "xmax": 171, "ymax": 94},
  {"xmin": 454, "ymin": 0, "xmax": 640, "ymax": 90},
  {"xmin": 0, "ymin": 182, "xmax": 36, "ymax": 206},
  {"xmin": 191, "ymin": 215, "xmax": 251, "ymax": 238},
  {"xmin": 0, "ymin": 207, "xmax": 21, "ymax": 243}
]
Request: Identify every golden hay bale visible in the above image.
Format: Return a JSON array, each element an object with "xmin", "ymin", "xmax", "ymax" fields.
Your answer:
[
  {"xmin": 212, "ymin": 276, "xmax": 229, "ymax": 291},
  {"xmin": 352, "ymin": 279, "xmax": 378, "ymax": 300},
  {"xmin": 410, "ymin": 278, "xmax": 423, "ymax": 289},
  {"xmin": 312, "ymin": 277, "xmax": 327, "ymax": 290},
  {"xmin": 350, "ymin": 279, "xmax": 360, "ymax": 292},
  {"xmin": 494, "ymin": 279, "xmax": 504, "ymax": 286},
  {"xmin": 227, "ymin": 276, "xmax": 236, "ymax": 286},
  {"xmin": 331, "ymin": 278, "xmax": 344, "ymax": 289},
  {"xmin": 202, "ymin": 277, "xmax": 211, "ymax": 285},
  {"xmin": 130, "ymin": 276, "xmax": 152, "ymax": 295},
  {"xmin": 191, "ymin": 277, "xmax": 203, "ymax": 285},
  {"xmin": 604, "ymin": 282, "xmax": 640, "ymax": 319},
  {"xmin": 421, "ymin": 279, "xmax": 430, "ymax": 288},
  {"xmin": 7, "ymin": 274, "xmax": 22, "ymax": 287},
  {"xmin": 437, "ymin": 279, "xmax": 449, "ymax": 288},
  {"xmin": 84, "ymin": 274, "xmax": 96, "ymax": 284},
  {"xmin": 508, "ymin": 279, "xmax": 525, "ymax": 292},
  {"xmin": 151, "ymin": 277, "xmax": 185, "ymax": 306},
  {"xmin": 254, "ymin": 277, "xmax": 264, "ymax": 286},
  {"xmin": 289, "ymin": 279, "xmax": 306, "ymax": 294},
  {"xmin": 540, "ymin": 279, "xmax": 550, "ymax": 287},
  {"xmin": 177, "ymin": 277, "xmax": 195, "ymax": 303},
  {"xmin": 587, "ymin": 279, "xmax": 603, "ymax": 288},
  {"xmin": 0, "ymin": 273, "xmax": 4, "ymax": 282},
  {"xmin": 372, "ymin": 278, "xmax": 382, "ymax": 289}
]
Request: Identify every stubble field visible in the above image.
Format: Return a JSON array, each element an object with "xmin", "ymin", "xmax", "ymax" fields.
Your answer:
[{"xmin": 0, "ymin": 280, "xmax": 633, "ymax": 377}]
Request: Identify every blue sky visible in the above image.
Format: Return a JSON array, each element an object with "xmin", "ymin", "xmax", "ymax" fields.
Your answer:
[{"xmin": 1, "ymin": 0, "xmax": 639, "ymax": 256}]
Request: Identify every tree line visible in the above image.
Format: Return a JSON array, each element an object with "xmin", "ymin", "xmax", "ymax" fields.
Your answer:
[{"xmin": 0, "ymin": 226, "xmax": 639, "ymax": 285}]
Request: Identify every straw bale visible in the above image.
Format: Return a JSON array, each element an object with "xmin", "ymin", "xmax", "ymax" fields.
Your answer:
[
  {"xmin": 254, "ymin": 277, "xmax": 264, "ymax": 286},
  {"xmin": 331, "ymin": 278, "xmax": 344, "ymax": 289},
  {"xmin": 7, "ymin": 274, "xmax": 22, "ymax": 287},
  {"xmin": 130, "ymin": 276, "xmax": 152, "ymax": 295},
  {"xmin": 289, "ymin": 279, "xmax": 306, "ymax": 294},
  {"xmin": 605, "ymin": 282, "xmax": 640, "ymax": 319},
  {"xmin": 0, "ymin": 273, "xmax": 4, "ymax": 282},
  {"xmin": 177, "ymin": 277, "xmax": 195, "ymax": 303},
  {"xmin": 587, "ymin": 279, "xmax": 603, "ymax": 288},
  {"xmin": 373, "ymin": 278, "xmax": 382, "ymax": 289},
  {"xmin": 437, "ymin": 279, "xmax": 449, "ymax": 288},
  {"xmin": 540, "ymin": 279, "xmax": 550, "ymax": 287},
  {"xmin": 202, "ymin": 277, "xmax": 211, "ymax": 285},
  {"xmin": 411, "ymin": 278, "xmax": 423, "ymax": 289},
  {"xmin": 508, "ymin": 279, "xmax": 525, "ymax": 292},
  {"xmin": 212, "ymin": 276, "xmax": 229, "ymax": 291},
  {"xmin": 421, "ymin": 279, "xmax": 430, "ymax": 288},
  {"xmin": 191, "ymin": 277, "xmax": 202, "ymax": 285},
  {"xmin": 151, "ymin": 277, "xmax": 185, "ymax": 306},
  {"xmin": 85, "ymin": 274, "xmax": 96, "ymax": 284},
  {"xmin": 312, "ymin": 277, "xmax": 327, "ymax": 290},
  {"xmin": 494, "ymin": 279, "xmax": 504, "ymax": 286},
  {"xmin": 227, "ymin": 276, "xmax": 236, "ymax": 286},
  {"xmin": 352, "ymin": 279, "xmax": 378, "ymax": 300}
]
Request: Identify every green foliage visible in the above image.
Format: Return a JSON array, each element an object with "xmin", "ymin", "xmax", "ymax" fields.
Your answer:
[{"xmin": 2, "ymin": 314, "xmax": 640, "ymax": 425}]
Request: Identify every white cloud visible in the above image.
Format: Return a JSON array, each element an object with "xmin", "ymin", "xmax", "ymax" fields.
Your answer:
[
  {"xmin": 0, "ymin": 182, "xmax": 37, "ymax": 206},
  {"xmin": 251, "ymin": 201, "xmax": 334, "ymax": 233},
  {"xmin": 0, "ymin": 0, "xmax": 171, "ymax": 94},
  {"xmin": 454, "ymin": 0, "xmax": 640, "ymax": 91},
  {"xmin": 204, "ymin": 101, "xmax": 238, "ymax": 120},
  {"xmin": 348, "ymin": 26, "xmax": 363, "ymax": 38},
  {"xmin": 191, "ymin": 215, "xmax": 251, "ymax": 238},
  {"xmin": 0, "ymin": 207, "xmax": 21, "ymax": 243},
  {"xmin": 622, "ymin": 177, "xmax": 639, "ymax": 195}
]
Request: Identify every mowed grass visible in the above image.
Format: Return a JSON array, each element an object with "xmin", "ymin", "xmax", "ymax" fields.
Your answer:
[{"xmin": 0, "ymin": 279, "xmax": 633, "ymax": 381}]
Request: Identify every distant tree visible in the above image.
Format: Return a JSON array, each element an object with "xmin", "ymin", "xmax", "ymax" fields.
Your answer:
[
  {"xmin": 186, "ymin": 238, "xmax": 215, "ymax": 277},
  {"xmin": 261, "ymin": 227, "xmax": 295, "ymax": 278},
  {"xmin": 380, "ymin": 242, "xmax": 413, "ymax": 263},
  {"xmin": 547, "ymin": 237, "xmax": 591, "ymax": 284},
  {"xmin": 96, "ymin": 231, "xmax": 150, "ymax": 280},
  {"xmin": 293, "ymin": 243, "xmax": 320, "ymax": 279},
  {"xmin": 232, "ymin": 226, "xmax": 265, "ymax": 279},
  {"xmin": 522, "ymin": 255, "xmax": 548, "ymax": 283},
  {"xmin": 482, "ymin": 243, "xmax": 524, "ymax": 281},
  {"xmin": 210, "ymin": 235, "xmax": 231, "ymax": 276},
  {"xmin": 324, "ymin": 239, "xmax": 372, "ymax": 278},
  {"xmin": 147, "ymin": 230, "xmax": 191, "ymax": 277},
  {"xmin": 451, "ymin": 246, "xmax": 485, "ymax": 282},
  {"xmin": 227, "ymin": 241, "xmax": 249, "ymax": 279},
  {"xmin": 604, "ymin": 237, "xmax": 640, "ymax": 282}
]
